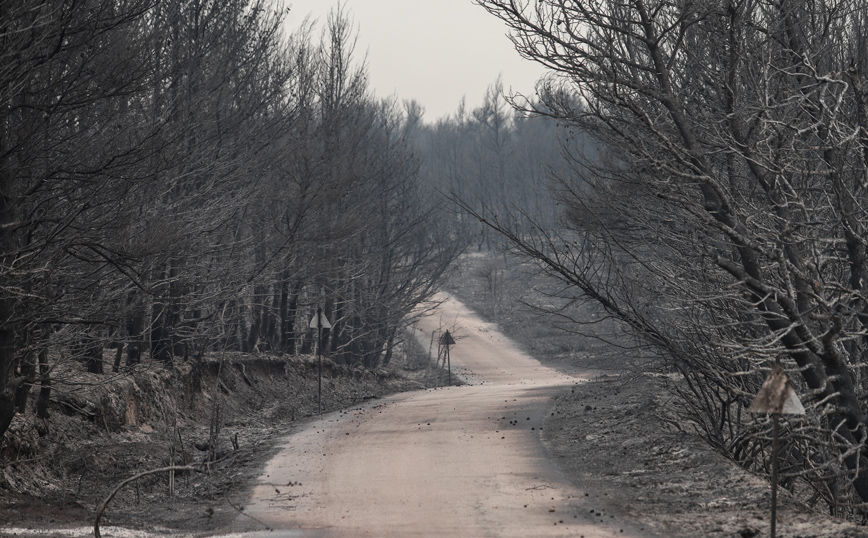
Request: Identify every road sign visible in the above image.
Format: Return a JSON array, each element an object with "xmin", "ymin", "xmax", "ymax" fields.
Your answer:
[
  {"xmin": 440, "ymin": 330, "xmax": 455, "ymax": 346},
  {"xmin": 438, "ymin": 330, "xmax": 456, "ymax": 385},
  {"xmin": 748, "ymin": 363, "xmax": 805, "ymax": 416},
  {"xmin": 310, "ymin": 308, "xmax": 332, "ymax": 415},
  {"xmin": 310, "ymin": 311, "xmax": 332, "ymax": 329},
  {"xmin": 748, "ymin": 362, "xmax": 805, "ymax": 538}
]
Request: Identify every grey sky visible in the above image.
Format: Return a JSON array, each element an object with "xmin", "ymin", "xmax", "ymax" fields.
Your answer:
[{"xmin": 284, "ymin": 0, "xmax": 547, "ymax": 122}]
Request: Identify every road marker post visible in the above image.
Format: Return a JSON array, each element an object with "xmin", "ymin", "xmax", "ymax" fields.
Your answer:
[
  {"xmin": 439, "ymin": 330, "xmax": 455, "ymax": 385},
  {"xmin": 310, "ymin": 308, "xmax": 332, "ymax": 415},
  {"xmin": 747, "ymin": 362, "xmax": 805, "ymax": 538}
]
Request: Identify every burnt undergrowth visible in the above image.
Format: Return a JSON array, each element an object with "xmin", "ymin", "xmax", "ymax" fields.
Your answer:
[{"xmin": 0, "ymin": 346, "xmax": 442, "ymax": 531}]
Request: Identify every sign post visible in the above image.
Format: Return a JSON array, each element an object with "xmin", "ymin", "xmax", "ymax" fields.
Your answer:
[
  {"xmin": 747, "ymin": 362, "xmax": 805, "ymax": 538},
  {"xmin": 310, "ymin": 308, "xmax": 332, "ymax": 415},
  {"xmin": 439, "ymin": 330, "xmax": 455, "ymax": 385}
]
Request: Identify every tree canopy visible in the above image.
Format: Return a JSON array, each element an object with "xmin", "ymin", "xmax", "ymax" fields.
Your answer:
[
  {"xmin": 0, "ymin": 1, "xmax": 460, "ymax": 446},
  {"xmin": 469, "ymin": 0, "xmax": 868, "ymax": 515}
]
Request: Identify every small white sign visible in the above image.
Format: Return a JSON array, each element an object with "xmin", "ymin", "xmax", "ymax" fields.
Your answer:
[
  {"xmin": 310, "ymin": 312, "xmax": 332, "ymax": 329},
  {"xmin": 748, "ymin": 363, "xmax": 805, "ymax": 416}
]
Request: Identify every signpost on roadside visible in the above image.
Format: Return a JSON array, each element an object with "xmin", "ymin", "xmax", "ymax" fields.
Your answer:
[
  {"xmin": 747, "ymin": 362, "xmax": 805, "ymax": 538},
  {"xmin": 310, "ymin": 308, "xmax": 332, "ymax": 415},
  {"xmin": 439, "ymin": 330, "xmax": 455, "ymax": 385}
]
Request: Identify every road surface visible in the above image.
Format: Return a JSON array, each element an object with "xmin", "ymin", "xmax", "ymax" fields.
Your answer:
[{"xmin": 222, "ymin": 294, "xmax": 642, "ymax": 537}]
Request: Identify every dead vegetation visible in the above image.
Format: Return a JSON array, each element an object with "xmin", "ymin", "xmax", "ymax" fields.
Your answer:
[
  {"xmin": 451, "ymin": 251, "xmax": 868, "ymax": 537},
  {"xmin": 0, "ymin": 345, "xmax": 444, "ymax": 533}
]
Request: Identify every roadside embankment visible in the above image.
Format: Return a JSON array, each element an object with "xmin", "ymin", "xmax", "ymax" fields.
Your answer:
[{"xmin": 0, "ymin": 350, "xmax": 443, "ymax": 534}]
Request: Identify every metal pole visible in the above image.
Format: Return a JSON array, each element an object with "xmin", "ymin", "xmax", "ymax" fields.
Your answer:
[
  {"xmin": 771, "ymin": 414, "xmax": 779, "ymax": 538},
  {"xmin": 436, "ymin": 337, "xmax": 443, "ymax": 384},
  {"xmin": 446, "ymin": 344, "xmax": 451, "ymax": 385},
  {"xmin": 317, "ymin": 308, "xmax": 322, "ymax": 416}
]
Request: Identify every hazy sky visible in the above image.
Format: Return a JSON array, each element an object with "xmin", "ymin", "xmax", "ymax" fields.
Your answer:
[{"xmin": 284, "ymin": 0, "xmax": 547, "ymax": 122}]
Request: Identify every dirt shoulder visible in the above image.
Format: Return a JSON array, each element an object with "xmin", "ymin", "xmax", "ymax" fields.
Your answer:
[
  {"xmin": 542, "ymin": 374, "xmax": 868, "ymax": 538},
  {"xmin": 447, "ymin": 252, "xmax": 868, "ymax": 537},
  {"xmin": 0, "ymin": 349, "xmax": 446, "ymax": 536}
]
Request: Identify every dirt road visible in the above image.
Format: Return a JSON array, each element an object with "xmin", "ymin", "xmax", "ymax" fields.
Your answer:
[{"xmin": 221, "ymin": 294, "xmax": 644, "ymax": 537}]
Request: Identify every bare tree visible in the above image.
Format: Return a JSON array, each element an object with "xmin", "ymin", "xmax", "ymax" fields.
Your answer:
[
  {"xmin": 0, "ymin": 0, "xmax": 296, "ymax": 438},
  {"xmin": 0, "ymin": 0, "xmax": 160, "ymax": 440},
  {"xmin": 470, "ymin": 0, "xmax": 868, "ymax": 514},
  {"xmin": 0, "ymin": 0, "xmax": 461, "ymax": 457}
]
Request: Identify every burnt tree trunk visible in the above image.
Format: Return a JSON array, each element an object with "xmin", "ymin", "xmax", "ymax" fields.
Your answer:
[
  {"xmin": 282, "ymin": 281, "xmax": 302, "ymax": 355},
  {"xmin": 84, "ymin": 339, "xmax": 104, "ymax": 375},
  {"xmin": 126, "ymin": 312, "xmax": 143, "ymax": 367},
  {"xmin": 13, "ymin": 349, "xmax": 35, "ymax": 413},
  {"xmin": 246, "ymin": 284, "xmax": 268, "ymax": 353},
  {"xmin": 35, "ymin": 346, "xmax": 50, "ymax": 420},
  {"xmin": 0, "ymin": 83, "xmax": 18, "ymax": 438}
]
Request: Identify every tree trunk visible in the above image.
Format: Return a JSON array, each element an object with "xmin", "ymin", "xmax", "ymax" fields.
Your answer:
[
  {"xmin": 0, "ymin": 66, "xmax": 18, "ymax": 439},
  {"xmin": 151, "ymin": 305, "xmax": 174, "ymax": 365},
  {"xmin": 14, "ymin": 349, "xmax": 35, "ymax": 412},
  {"xmin": 125, "ymin": 295, "xmax": 144, "ymax": 366},
  {"xmin": 84, "ymin": 339, "xmax": 104, "ymax": 375},
  {"xmin": 246, "ymin": 284, "xmax": 267, "ymax": 353},
  {"xmin": 299, "ymin": 306, "xmax": 313, "ymax": 355},
  {"xmin": 112, "ymin": 342, "xmax": 124, "ymax": 373},
  {"xmin": 381, "ymin": 328, "xmax": 397, "ymax": 367},
  {"xmin": 283, "ymin": 281, "xmax": 302, "ymax": 355},
  {"xmin": 325, "ymin": 296, "xmax": 336, "ymax": 357},
  {"xmin": 35, "ymin": 346, "xmax": 50, "ymax": 420},
  {"xmin": 264, "ymin": 285, "xmax": 280, "ymax": 350},
  {"xmin": 278, "ymin": 276, "xmax": 289, "ymax": 353}
]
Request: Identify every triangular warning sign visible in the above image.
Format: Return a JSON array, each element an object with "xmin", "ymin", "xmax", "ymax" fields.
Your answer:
[
  {"xmin": 309, "ymin": 311, "xmax": 332, "ymax": 329},
  {"xmin": 439, "ymin": 330, "xmax": 455, "ymax": 346},
  {"xmin": 747, "ymin": 363, "xmax": 805, "ymax": 415}
]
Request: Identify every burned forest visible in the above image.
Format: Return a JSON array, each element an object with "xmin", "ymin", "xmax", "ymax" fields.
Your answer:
[
  {"xmin": 0, "ymin": 1, "xmax": 460, "ymax": 457},
  {"xmin": 6, "ymin": 0, "xmax": 868, "ymax": 536},
  {"xmin": 467, "ymin": 0, "xmax": 868, "ymax": 521}
]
